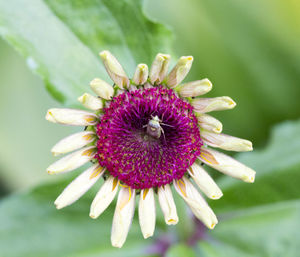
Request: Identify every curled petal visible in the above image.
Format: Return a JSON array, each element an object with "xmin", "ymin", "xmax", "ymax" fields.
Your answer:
[
  {"xmin": 90, "ymin": 176, "xmax": 119, "ymax": 219},
  {"xmin": 46, "ymin": 108, "xmax": 98, "ymax": 126},
  {"xmin": 178, "ymin": 79, "xmax": 212, "ymax": 97},
  {"xmin": 192, "ymin": 97, "xmax": 236, "ymax": 113},
  {"xmin": 149, "ymin": 53, "xmax": 171, "ymax": 84},
  {"xmin": 90, "ymin": 78, "xmax": 114, "ymax": 100},
  {"xmin": 188, "ymin": 163, "xmax": 222, "ymax": 199},
  {"xmin": 174, "ymin": 177, "xmax": 218, "ymax": 229},
  {"xmin": 201, "ymin": 130, "xmax": 253, "ymax": 152},
  {"xmin": 133, "ymin": 64, "xmax": 148, "ymax": 85},
  {"xmin": 157, "ymin": 184, "xmax": 178, "ymax": 225},
  {"xmin": 199, "ymin": 148, "xmax": 256, "ymax": 183},
  {"xmin": 54, "ymin": 164, "xmax": 104, "ymax": 209},
  {"xmin": 166, "ymin": 56, "xmax": 193, "ymax": 88},
  {"xmin": 138, "ymin": 188, "xmax": 156, "ymax": 239},
  {"xmin": 111, "ymin": 187, "xmax": 136, "ymax": 248},
  {"xmin": 78, "ymin": 93, "xmax": 103, "ymax": 110},
  {"xmin": 197, "ymin": 114, "xmax": 223, "ymax": 133},
  {"xmin": 99, "ymin": 50, "xmax": 129, "ymax": 89},
  {"xmin": 51, "ymin": 131, "xmax": 96, "ymax": 156},
  {"xmin": 47, "ymin": 146, "xmax": 96, "ymax": 174}
]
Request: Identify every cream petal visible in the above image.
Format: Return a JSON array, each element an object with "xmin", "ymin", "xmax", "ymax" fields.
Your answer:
[
  {"xmin": 90, "ymin": 176, "xmax": 119, "ymax": 219},
  {"xmin": 111, "ymin": 187, "xmax": 136, "ymax": 248},
  {"xmin": 201, "ymin": 130, "xmax": 253, "ymax": 152},
  {"xmin": 46, "ymin": 108, "xmax": 98, "ymax": 126},
  {"xmin": 78, "ymin": 93, "xmax": 103, "ymax": 110},
  {"xmin": 157, "ymin": 184, "xmax": 178, "ymax": 225},
  {"xmin": 188, "ymin": 163, "xmax": 223, "ymax": 199},
  {"xmin": 138, "ymin": 188, "xmax": 156, "ymax": 239},
  {"xmin": 132, "ymin": 64, "xmax": 148, "ymax": 85},
  {"xmin": 178, "ymin": 79, "xmax": 212, "ymax": 97},
  {"xmin": 90, "ymin": 78, "xmax": 114, "ymax": 100},
  {"xmin": 199, "ymin": 148, "xmax": 256, "ymax": 183},
  {"xmin": 192, "ymin": 97, "xmax": 236, "ymax": 113},
  {"xmin": 99, "ymin": 50, "xmax": 129, "ymax": 89},
  {"xmin": 149, "ymin": 53, "xmax": 171, "ymax": 84},
  {"xmin": 51, "ymin": 131, "xmax": 96, "ymax": 156},
  {"xmin": 166, "ymin": 56, "xmax": 193, "ymax": 88},
  {"xmin": 197, "ymin": 114, "xmax": 223, "ymax": 133},
  {"xmin": 47, "ymin": 146, "xmax": 96, "ymax": 174},
  {"xmin": 54, "ymin": 164, "xmax": 104, "ymax": 209},
  {"xmin": 174, "ymin": 177, "xmax": 218, "ymax": 229}
]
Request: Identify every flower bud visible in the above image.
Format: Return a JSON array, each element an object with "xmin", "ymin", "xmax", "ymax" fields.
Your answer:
[
  {"xmin": 46, "ymin": 108, "xmax": 98, "ymax": 126},
  {"xmin": 157, "ymin": 184, "xmax": 178, "ymax": 225},
  {"xmin": 90, "ymin": 78, "xmax": 114, "ymax": 100},
  {"xmin": 188, "ymin": 163, "xmax": 223, "ymax": 199},
  {"xmin": 111, "ymin": 187, "xmax": 136, "ymax": 248},
  {"xmin": 47, "ymin": 146, "xmax": 96, "ymax": 174},
  {"xmin": 138, "ymin": 188, "xmax": 156, "ymax": 238},
  {"xmin": 78, "ymin": 93, "xmax": 103, "ymax": 110},
  {"xmin": 166, "ymin": 56, "xmax": 193, "ymax": 88},
  {"xmin": 201, "ymin": 130, "xmax": 253, "ymax": 152},
  {"xmin": 149, "ymin": 53, "xmax": 171, "ymax": 84},
  {"xmin": 178, "ymin": 79, "xmax": 212, "ymax": 97},
  {"xmin": 99, "ymin": 50, "xmax": 129, "ymax": 89},
  {"xmin": 192, "ymin": 96, "xmax": 236, "ymax": 113},
  {"xmin": 174, "ymin": 177, "xmax": 218, "ymax": 229},
  {"xmin": 199, "ymin": 148, "xmax": 256, "ymax": 183},
  {"xmin": 51, "ymin": 131, "xmax": 96, "ymax": 156},
  {"xmin": 55, "ymin": 164, "xmax": 104, "ymax": 209},
  {"xmin": 133, "ymin": 64, "xmax": 148, "ymax": 85},
  {"xmin": 197, "ymin": 114, "xmax": 223, "ymax": 133}
]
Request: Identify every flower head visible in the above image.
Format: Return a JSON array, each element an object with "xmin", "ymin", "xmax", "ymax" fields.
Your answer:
[{"xmin": 46, "ymin": 51, "xmax": 255, "ymax": 247}]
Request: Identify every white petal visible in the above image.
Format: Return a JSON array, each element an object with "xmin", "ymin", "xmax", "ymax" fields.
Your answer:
[
  {"xmin": 178, "ymin": 79, "xmax": 212, "ymax": 97},
  {"xmin": 188, "ymin": 163, "xmax": 223, "ymax": 199},
  {"xmin": 54, "ymin": 164, "xmax": 104, "ymax": 209},
  {"xmin": 197, "ymin": 114, "xmax": 223, "ymax": 133},
  {"xmin": 157, "ymin": 184, "xmax": 178, "ymax": 225},
  {"xmin": 149, "ymin": 53, "xmax": 171, "ymax": 84},
  {"xmin": 192, "ymin": 97, "xmax": 236, "ymax": 113},
  {"xmin": 201, "ymin": 130, "xmax": 253, "ymax": 152},
  {"xmin": 45, "ymin": 108, "xmax": 98, "ymax": 126},
  {"xmin": 90, "ymin": 78, "xmax": 114, "ymax": 100},
  {"xmin": 174, "ymin": 177, "xmax": 218, "ymax": 229},
  {"xmin": 166, "ymin": 56, "xmax": 193, "ymax": 88},
  {"xmin": 51, "ymin": 131, "xmax": 96, "ymax": 156},
  {"xmin": 111, "ymin": 187, "xmax": 136, "ymax": 248},
  {"xmin": 138, "ymin": 188, "xmax": 156, "ymax": 238},
  {"xmin": 99, "ymin": 50, "xmax": 129, "ymax": 89},
  {"xmin": 199, "ymin": 148, "xmax": 256, "ymax": 183},
  {"xmin": 47, "ymin": 146, "xmax": 96, "ymax": 174},
  {"xmin": 133, "ymin": 64, "xmax": 148, "ymax": 85},
  {"xmin": 78, "ymin": 93, "xmax": 103, "ymax": 110},
  {"xmin": 90, "ymin": 176, "xmax": 119, "ymax": 219}
]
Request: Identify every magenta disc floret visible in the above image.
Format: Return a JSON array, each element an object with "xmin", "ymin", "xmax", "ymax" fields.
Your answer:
[{"xmin": 96, "ymin": 87, "xmax": 203, "ymax": 189}]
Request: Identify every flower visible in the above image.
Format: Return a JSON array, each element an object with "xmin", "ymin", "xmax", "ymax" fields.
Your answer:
[{"xmin": 46, "ymin": 51, "xmax": 255, "ymax": 248}]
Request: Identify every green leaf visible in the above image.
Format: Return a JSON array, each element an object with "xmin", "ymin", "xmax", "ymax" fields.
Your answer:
[
  {"xmin": 200, "ymin": 200, "xmax": 300, "ymax": 257},
  {"xmin": 0, "ymin": 0, "xmax": 173, "ymax": 106},
  {"xmin": 211, "ymin": 119, "xmax": 300, "ymax": 212},
  {"xmin": 0, "ymin": 178, "xmax": 156, "ymax": 257},
  {"xmin": 166, "ymin": 243, "xmax": 196, "ymax": 257}
]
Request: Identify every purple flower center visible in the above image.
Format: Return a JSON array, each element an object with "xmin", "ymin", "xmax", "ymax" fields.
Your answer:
[{"xmin": 96, "ymin": 86, "xmax": 203, "ymax": 189}]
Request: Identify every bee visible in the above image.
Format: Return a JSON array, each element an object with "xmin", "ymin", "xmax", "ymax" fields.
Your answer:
[{"xmin": 143, "ymin": 115, "xmax": 173, "ymax": 140}]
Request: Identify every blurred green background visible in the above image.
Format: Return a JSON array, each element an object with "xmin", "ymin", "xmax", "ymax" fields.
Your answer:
[{"xmin": 0, "ymin": 0, "xmax": 300, "ymax": 256}]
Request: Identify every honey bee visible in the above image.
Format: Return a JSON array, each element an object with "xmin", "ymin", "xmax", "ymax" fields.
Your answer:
[{"xmin": 143, "ymin": 115, "xmax": 173, "ymax": 140}]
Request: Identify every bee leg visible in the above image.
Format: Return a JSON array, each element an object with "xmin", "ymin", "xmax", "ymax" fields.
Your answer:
[{"xmin": 161, "ymin": 127, "xmax": 166, "ymax": 143}]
